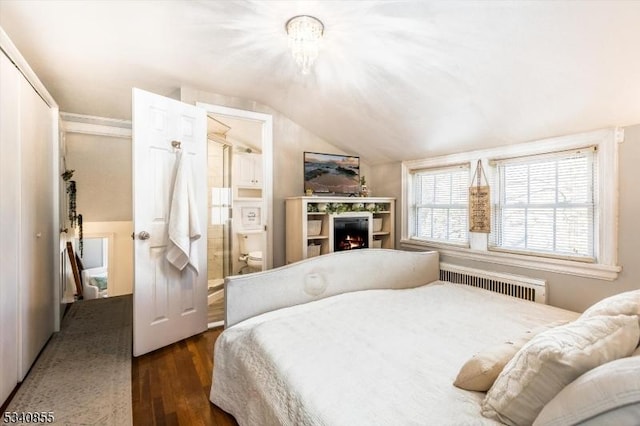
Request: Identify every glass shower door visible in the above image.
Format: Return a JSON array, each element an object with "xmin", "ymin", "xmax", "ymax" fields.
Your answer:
[{"xmin": 207, "ymin": 140, "xmax": 231, "ymax": 326}]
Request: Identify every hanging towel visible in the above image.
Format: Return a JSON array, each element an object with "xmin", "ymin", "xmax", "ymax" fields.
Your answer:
[{"xmin": 166, "ymin": 151, "xmax": 201, "ymax": 273}]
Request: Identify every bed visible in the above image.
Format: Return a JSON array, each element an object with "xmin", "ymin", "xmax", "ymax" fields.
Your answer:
[{"xmin": 210, "ymin": 249, "xmax": 640, "ymax": 426}]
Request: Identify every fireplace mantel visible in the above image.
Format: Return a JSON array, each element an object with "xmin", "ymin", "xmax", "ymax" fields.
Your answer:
[{"xmin": 285, "ymin": 196, "xmax": 395, "ymax": 264}]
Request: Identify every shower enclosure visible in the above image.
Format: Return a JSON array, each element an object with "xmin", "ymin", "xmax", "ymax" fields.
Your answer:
[{"xmin": 207, "ymin": 136, "xmax": 232, "ymax": 325}]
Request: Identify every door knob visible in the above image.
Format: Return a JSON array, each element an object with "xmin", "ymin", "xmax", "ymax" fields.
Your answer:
[{"xmin": 138, "ymin": 231, "xmax": 151, "ymax": 240}]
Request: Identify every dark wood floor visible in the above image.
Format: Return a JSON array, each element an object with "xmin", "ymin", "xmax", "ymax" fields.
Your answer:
[{"xmin": 132, "ymin": 328, "xmax": 239, "ymax": 426}]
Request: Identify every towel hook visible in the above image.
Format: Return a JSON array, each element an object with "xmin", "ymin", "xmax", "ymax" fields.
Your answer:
[{"xmin": 171, "ymin": 140, "xmax": 182, "ymax": 150}]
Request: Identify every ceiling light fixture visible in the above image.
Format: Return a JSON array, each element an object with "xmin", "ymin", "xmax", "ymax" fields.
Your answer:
[{"xmin": 285, "ymin": 15, "xmax": 324, "ymax": 75}]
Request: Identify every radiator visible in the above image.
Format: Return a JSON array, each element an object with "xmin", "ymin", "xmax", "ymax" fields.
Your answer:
[{"xmin": 439, "ymin": 262, "xmax": 547, "ymax": 304}]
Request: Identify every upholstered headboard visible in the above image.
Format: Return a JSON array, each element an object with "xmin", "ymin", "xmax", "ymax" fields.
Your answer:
[{"xmin": 225, "ymin": 249, "xmax": 439, "ymax": 328}]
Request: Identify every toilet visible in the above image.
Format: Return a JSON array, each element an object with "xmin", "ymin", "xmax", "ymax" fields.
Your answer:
[{"xmin": 237, "ymin": 231, "xmax": 263, "ymax": 273}]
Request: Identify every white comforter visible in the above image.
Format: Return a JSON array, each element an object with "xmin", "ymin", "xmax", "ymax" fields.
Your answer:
[{"xmin": 211, "ymin": 282, "xmax": 578, "ymax": 425}]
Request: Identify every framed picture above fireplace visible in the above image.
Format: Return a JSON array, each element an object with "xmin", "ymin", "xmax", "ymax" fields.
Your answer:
[{"xmin": 304, "ymin": 152, "xmax": 360, "ymax": 196}]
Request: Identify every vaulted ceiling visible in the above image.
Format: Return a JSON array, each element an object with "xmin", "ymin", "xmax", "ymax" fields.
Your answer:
[{"xmin": 1, "ymin": 1, "xmax": 639, "ymax": 164}]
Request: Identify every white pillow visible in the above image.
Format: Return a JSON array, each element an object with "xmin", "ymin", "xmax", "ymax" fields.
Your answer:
[
  {"xmin": 576, "ymin": 404, "xmax": 640, "ymax": 426},
  {"xmin": 533, "ymin": 355, "xmax": 640, "ymax": 426},
  {"xmin": 454, "ymin": 321, "xmax": 568, "ymax": 391},
  {"xmin": 454, "ymin": 334, "xmax": 532, "ymax": 392},
  {"xmin": 581, "ymin": 289, "xmax": 640, "ymax": 318},
  {"xmin": 481, "ymin": 315, "xmax": 640, "ymax": 426}
]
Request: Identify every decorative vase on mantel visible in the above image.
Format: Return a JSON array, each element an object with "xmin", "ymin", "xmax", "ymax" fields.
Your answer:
[{"xmin": 359, "ymin": 176, "xmax": 369, "ymax": 197}]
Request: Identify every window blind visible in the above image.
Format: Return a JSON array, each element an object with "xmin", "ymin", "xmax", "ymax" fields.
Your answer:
[
  {"xmin": 412, "ymin": 164, "xmax": 469, "ymax": 244},
  {"xmin": 491, "ymin": 147, "xmax": 597, "ymax": 260}
]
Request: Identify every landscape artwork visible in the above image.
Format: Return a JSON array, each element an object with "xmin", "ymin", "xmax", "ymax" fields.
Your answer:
[{"xmin": 304, "ymin": 152, "xmax": 360, "ymax": 195}]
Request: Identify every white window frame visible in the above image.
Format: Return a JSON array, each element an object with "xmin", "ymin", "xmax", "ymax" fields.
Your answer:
[
  {"xmin": 409, "ymin": 164, "xmax": 470, "ymax": 246},
  {"xmin": 401, "ymin": 128, "xmax": 623, "ymax": 281},
  {"xmin": 490, "ymin": 147, "xmax": 597, "ymax": 261}
]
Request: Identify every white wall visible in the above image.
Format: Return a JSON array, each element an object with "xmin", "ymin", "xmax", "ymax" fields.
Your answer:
[
  {"xmin": 370, "ymin": 124, "xmax": 640, "ymax": 312},
  {"xmin": 65, "ymin": 133, "xmax": 132, "ymax": 221},
  {"xmin": 179, "ymin": 87, "xmax": 370, "ymax": 267}
]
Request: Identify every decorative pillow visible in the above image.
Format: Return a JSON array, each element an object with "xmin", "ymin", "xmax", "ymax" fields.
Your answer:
[
  {"xmin": 581, "ymin": 289, "xmax": 640, "ymax": 318},
  {"xmin": 90, "ymin": 276, "xmax": 108, "ymax": 291},
  {"xmin": 634, "ymin": 346, "xmax": 640, "ymax": 357},
  {"xmin": 481, "ymin": 315, "xmax": 640, "ymax": 426},
  {"xmin": 454, "ymin": 320, "xmax": 569, "ymax": 391},
  {"xmin": 533, "ymin": 355, "xmax": 640, "ymax": 426}
]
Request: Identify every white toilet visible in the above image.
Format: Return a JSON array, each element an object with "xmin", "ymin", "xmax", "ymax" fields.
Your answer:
[{"xmin": 237, "ymin": 231, "xmax": 263, "ymax": 273}]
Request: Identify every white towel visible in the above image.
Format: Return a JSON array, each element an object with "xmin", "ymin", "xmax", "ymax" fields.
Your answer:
[{"xmin": 166, "ymin": 151, "xmax": 201, "ymax": 273}]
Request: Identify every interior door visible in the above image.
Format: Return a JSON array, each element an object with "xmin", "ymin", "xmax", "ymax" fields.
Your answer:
[{"xmin": 132, "ymin": 88, "xmax": 207, "ymax": 356}]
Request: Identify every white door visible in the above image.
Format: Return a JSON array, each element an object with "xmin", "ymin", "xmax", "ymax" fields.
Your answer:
[
  {"xmin": 0, "ymin": 49, "xmax": 20, "ymax": 405},
  {"xmin": 132, "ymin": 88, "xmax": 207, "ymax": 356}
]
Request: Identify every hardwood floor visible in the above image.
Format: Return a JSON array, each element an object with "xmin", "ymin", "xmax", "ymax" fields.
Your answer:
[{"xmin": 132, "ymin": 328, "xmax": 238, "ymax": 426}]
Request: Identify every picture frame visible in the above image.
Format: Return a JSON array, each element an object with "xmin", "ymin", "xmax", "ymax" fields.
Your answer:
[
  {"xmin": 241, "ymin": 206, "xmax": 261, "ymax": 229},
  {"xmin": 469, "ymin": 160, "xmax": 491, "ymax": 233},
  {"xmin": 469, "ymin": 186, "xmax": 491, "ymax": 233},
  {"xmin": 303, "ymin": 151, "xmax": 360, "ymax": 196}
]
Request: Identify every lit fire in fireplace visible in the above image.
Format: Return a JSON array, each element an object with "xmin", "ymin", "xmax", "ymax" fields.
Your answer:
[
  {"xmin": 338, "ymin": 234, "xmax": 366, "ymax": 251},
  {"xmin": 333, "ymin": 216, "xmax": 369, "ymax": 251}
]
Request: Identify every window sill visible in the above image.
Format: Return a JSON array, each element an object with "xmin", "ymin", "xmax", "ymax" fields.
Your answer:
[
  {"xmin": 400, "ymin": 239, "xmax": 621, "ymax": 281},
  {"xmin": 404, "ymin": 238, "xmax": 470, "ymax": 249}
]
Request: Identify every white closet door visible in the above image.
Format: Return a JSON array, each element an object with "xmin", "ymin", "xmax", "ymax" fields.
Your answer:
[
  {"xmin": 0, "ymin": 50, "xmax": 21, "ymax": 405},
  {"xmin": 18, "ymin": 64, "xmax": 55, "ymax": 380}
]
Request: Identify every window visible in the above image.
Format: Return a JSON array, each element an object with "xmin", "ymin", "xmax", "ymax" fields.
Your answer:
[
  {"xmin": 491, "ymin": 147, "xmax": 596, "ymax": 261},
  {"xmin": 410, "ymin": 164, "xmax": 469, "ymax": 244},
  {"xmin": 210, "ymin": 188, "xmax": 231, "ymax": 225},
  {"xmin": 401, "ymin": 128, "xmax": 621, "ymax": 280}
]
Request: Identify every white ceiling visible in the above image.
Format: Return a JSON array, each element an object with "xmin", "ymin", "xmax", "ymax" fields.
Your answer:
[
  {"xmin": 210, "ymin": 114, "xmax": 263, "ymax": 153},
  {"xmin": 1, "ymin": 1, "xmax": 639, "ymax": 165}
]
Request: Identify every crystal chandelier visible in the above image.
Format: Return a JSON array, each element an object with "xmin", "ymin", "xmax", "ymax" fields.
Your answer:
[{"xmin": 285, "ymin": 15, "xmax": 324, "ymax": 75}]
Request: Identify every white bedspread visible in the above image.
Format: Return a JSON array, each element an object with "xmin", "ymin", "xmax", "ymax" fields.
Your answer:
[{"xmin": 211, "ymin": 282, "xmax": 578, "ymax": 425}]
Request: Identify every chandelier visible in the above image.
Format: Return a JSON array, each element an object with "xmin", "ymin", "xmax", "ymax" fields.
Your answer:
[{"xmin": 285, "ymin": 15, "xmax": 324, "ymax": 75}]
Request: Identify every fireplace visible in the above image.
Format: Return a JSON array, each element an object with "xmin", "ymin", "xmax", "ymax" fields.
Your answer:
[{"xmin": 333, "ymin": 216, "xmax": 369, "ymax": 251}]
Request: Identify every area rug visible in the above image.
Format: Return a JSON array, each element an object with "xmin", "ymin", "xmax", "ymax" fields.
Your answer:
[{"xmin": 3, "ymin": 296, "xmax": 132, "ymax": 425}]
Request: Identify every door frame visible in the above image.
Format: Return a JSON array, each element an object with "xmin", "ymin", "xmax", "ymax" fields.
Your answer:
[
  {"xmin": 196, "ymin": 102, "xmax": 274, "ymax": 270},
  {"xmin": 60, "ymin": 113, "xmax": 134, "ymax": 300}
]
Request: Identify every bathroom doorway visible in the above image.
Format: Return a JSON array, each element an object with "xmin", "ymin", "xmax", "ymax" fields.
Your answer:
[{"xmin": 203, "ymin": 105, "xmax": 273, "ymax": 327}]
